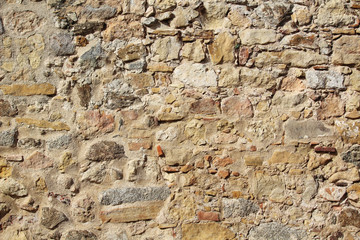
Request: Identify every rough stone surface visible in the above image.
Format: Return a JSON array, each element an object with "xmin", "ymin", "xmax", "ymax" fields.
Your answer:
[
  {"xmin": 86, "ymin": 141, "xmax": 125, "ymax": 161},
  {"xmin": 0, "ymin": 129, "xmax": 17, "ymax": 147},
  {"xmin": 332, "ymin": 36, "xmax": 360, "ymax": 68},
  {"xmin": 64, "ymin": 230, "xmax": 97, "ymax": 240},
  {"xmin": 182, "ymin": 223, "xmax": 236, "ymax": 240},
  {"xmin": 240, "ymin": 29, "xmax": 277, "ymax": 45},
  {"xmin": 306, "ymin": 70, "xmax": 344, "ymax": 89},
  {"xmin": 41, "ymin": 207, "xmax": 68, "ymax": 230},
  {"xmin": 100, "ymin": 186, "xmax": 170, "ymax": 205},
  {"xmin": 339, "ymin": 208, "xmax": 360, "ymax": 228},
  {"xmin": 50, "ymin": 33, "xmax": 75, "ymax": 56},
  {"xmin": 0, "ymin": 178, "xmax": 27, "ymax": 197},
  {"xmin": 208, "ymin": 31, "xmax": 236, "ymax": 65},
  {"xmin": 342, "ymin": 145, "xmax": 360, "ymax": 167},
  {"xmin": 222, "ymin": 198, "xmax": 259, "ymax": 218},
  {"xmin": 248, "ymin": 222, "xmax": 306, "ymax": 240},
  {"xmin": 0, "ymin": 84, "xmax": 56, "ymax": 96},
  {"xmin": 173, "ymin": 62, "xmax": 217, "ymax": 87},
  {"xmin": 221, "ymin": 97, "xmax": 253, "ymax": 118},
  {"xmin": 284, "ymin": 120, "xmax": 331, "ymax": 140}
]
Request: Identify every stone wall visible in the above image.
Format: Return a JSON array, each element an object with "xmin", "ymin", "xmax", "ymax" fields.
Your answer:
[{"xmin": 0, "ymin": 0, "xmax": 360, "ymax": 239}]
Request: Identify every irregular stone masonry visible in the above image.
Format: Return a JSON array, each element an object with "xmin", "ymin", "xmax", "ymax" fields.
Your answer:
[{"xmin": 0, "ymin": 0, "xmax": 359, "ymax": 239}]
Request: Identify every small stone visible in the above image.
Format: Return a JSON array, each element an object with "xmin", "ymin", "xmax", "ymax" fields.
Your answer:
[
  {"xmin": 329, "ymin": 168, "xmax": 360, "ymax": 183},
  {"xmin": 182, "ymin": 40, "xmax": 205, "ymax": 63},
  {"xmin": 0, "ymin": 178, "xmax": 27, "ymax": 197},
  {"xmin": 248, "ymin": 222, "xmax": 306, "ymax": 240},
  {"xmin": 316, "ymin": 0, "xmax": 356, "ymax": 27},
  {"xmin": 240, "ymin": 29, "xmax": 277, "ymax": 45},
  {"xmin": 154, "ymin": 0, "xmax": 177, "ymax": 13},
  {"xmin": 0, "ymin": 83, "xmax": 56, "ymax": 96},
  {"xmin": 339, "ymin": 208, "xmax": 360, "ymax": 228},
  {"xmin": 0, "ymin": 203, "xmax": 10, "ymax": 219},
  {"xmin": 77, "ymin": 84, "xmax": 91, "ymax": 107},
  {"xmin": 197, "ymin": 211, "xmax": 220, "ymax": 221},
  {"xmin": 77, "ymin": 110, "xmax": 115, "ymax": 137},
  {"xmin": 218, "ymin": 169, "xmax": 230, "ymax": 179},
  {"xmin": 81, "ymin": 163, "xmax": 106, "ymax": 183},
  {"xmin": 314, "ymin": 146, "xmax": 336, "ymax": 153},
  {"xmin": 117, "ymin": 43, "xmax": 146, "ymax": 62},
  {"xmin": 147, "ymin": 62, "xmax": 174, "ymax": 72},
  {"xmin": 332, "ymin": 36, "xmax": 360, "ymax": 68},
  {"xmin": 100, "ymin": 186, "xmax": 171, "ymax": 205},
  {"xmin": 156, "ymin": 145, "xmax": 165, "ymax": 157},
  {"xmin": 317, "ymin": 94, "xmax": 345, "ymax": 120},
  {"xmin": 208, "ymin": 31, "xmax": 236, "ymax": 65},
  {"xmin": 64, "ymin": 230, "xmax": 97, "ymax": 240},
  {"xmin": 345, "ymin": 110, "xmax": 360, "ymax": 119},
  {"xmin": 50, "ymin": 33, "xmax": 75, "ymax": 56},
  {"xmin": 73, "ymin": 22, "xmax": 105, "ymax": 35},
  {"xmin": 0, "ymin": 129, "xmax": 17, "ymax": 147},
  {"xmin": 218, "ymin": 65, "xmax": 240, "ymax": 87},
  {"xmin": 41, "ymin": 207, "xmax": 68, "ymax": 230},
  {"xmin": 0, "ymin": 18, "xmax": 4, "ymax": 34},
  {"xmin": 5, "ymin": 10, "xmax": 43, "ymax": 35},
  {"xmin": 190, "ymin": 98, "xmax": 218, "ymax": 115},
  {"xmin": 87, "ymin": 141, "xmax": 125, "ymax": 161},
  {"xmin": 228, "ymin": 6, "xmax": 251, "ymax": 28},
  {"xmin": 152, "ymin": 37, "xmax": 181, "ymax": 61},
  {"xmin": 141, "ymin": 17, "xmax": 157, "ymax": 26},
  {"xmin": 72, "ymin": 196, "xmax": 95, "ymax": 223},
  {"xmin": 319, "ymin": 186, "xmax": 346, "ymax": 201},
  {"xmin": 291, "ymin": 8, "xmax": 312, "ymax": 26},
  {"xmin": 213, "ymin": 157, "xmax": 234, "ymax": 167},
  {"xmin": 254, "ymin": 1, "xmax": 292, "ymax": 27},
  {"xmin": 81, "ymin": 5, "xmax": 117, "ymax": 20},
  {"xmin": 284, "ymin": 120, "xmax": 331, "ymax": 140},
  {"xmin": 128, "ymin": 141, "xmax": 152, "ymax": 151},
  {"xmin": 244, "ymin": 155, "xmax": 263, "ymax": 166},
  {"xmin": 48, "ymin": 135, "xmax": 71, "ymax": 149},
  {"xmin": 157, "ymin": 112, "xmax": 184, "ymax": 122}
]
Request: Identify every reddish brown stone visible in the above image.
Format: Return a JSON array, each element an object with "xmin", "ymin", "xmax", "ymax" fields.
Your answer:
[
  {"xmin": 208, "ymin": 169, "xmax": 217, "ymax": 174},
  {"xmin": 190, "ymin": 98, "xmax": 218, "ymax": 115},
  {"xmin": 238, "ymin": 47, "xmax": 250, "ymax": 66},
  {"xmin": 157, "ymin": 145, "xmax": 165, "ymax": 157},
  {"xmin": 232, "ymin": 171, "xmax": 240, "ymax": 177},
  {"xmin": 195, "ymin": 160, "xmax": 204, "ymax": 169},
  {"xmin": 250, "ymin": 146, "xmax": 257, "ymax": 152},
  {"xmin": 213, "ymin": 157, "xmax": 234, "ymax": 167},
  {"xmin": 128, "ymin": 141, "xmax": 152, "ymax": 151},
  {"xmin": 339, "ymin": 208, "xmax": 360, "ymax": 227},
  {"xmin": 221, "ymin": 97, "xmax": 254, "ymax": 118},
  {"xmin": 218, "ymin": 170, "xmax": 230, "ymax": 179},
  {"xmin": 24, "ymin": 152, "xmax": 53, "ymax": 169},
  {"xmin": 204, "ymin": 155, "xmax": 212, "ymax": 162},
  {"xmin": 121, "ymin": 110, "xmax": 139, "ymax": 121},
  {"xmin": 78, "ymin": 110, "xmax": 115, "ymax": 136},
  {"xmin": 163, "ymin": 166, "xmax": 179, "ymax": 173},
  {"xmin": 314, "ymin": 146, "xmax": 337, "ymax": 153},
  {"xmin": 180, "ymin": 164, "xmax": 193, "ymax": 173},
  {"xmin": 197, "ymin": 211, "xmax": 220, "ymax": 222},
  {"xmin": 75, "ymin": 36, "xmax": 88, "ymax": 47}
]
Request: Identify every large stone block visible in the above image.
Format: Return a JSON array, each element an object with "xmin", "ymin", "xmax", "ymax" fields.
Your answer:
[
  {"xmin": 0, "ymin": 83, "xmax": 56, "ymax": 96},
  {"xmin": 86, "ymin": 141, "xmax": 125, "ymax": 162},
  {"xmin": 332, "ymin": 36, "xmax": 360, "ymax": 68},
  {"xmin": 16, "ymin": 118, "xmax": 70, "ymax": 131},
  {"xmin": 222, "ymin": 198, "xmax": 259, "ymax": 218},
  {"xmin": 305, "ymin": 70, "xmax": 344, "ymax": 89},
  {"xmin": 284, "ymin": 120, "xmax": 331, "ymax": 140},
  {"xmin": 248, "ymin": 222, "xmax": 306, "ymax": 240},
  {"xmin": 182, "ymin": 223, "xmax": 235, "ymax": 240}
]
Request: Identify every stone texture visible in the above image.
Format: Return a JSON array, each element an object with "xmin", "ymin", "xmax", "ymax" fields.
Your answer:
[
  {"xmin": 315, "ymin": 0, "xmax": 355, "ymax": 27},
  {"xmin": 332, "ymin": 36, "xmax": 360, "ymax": 68},
  {"xmin": 182, "ymin": 223, "xmax": 236, "ymax": 240},
  {"xmin": 117, "ymin": 43, "xmax": 146, "ymax": 62},
  {"xmin": 197, "ymin": 211, "xmax": 220, "ymax": 221},
  {"xmin": 339, "ymin": 208, "xmax": 360, "ymax": 228},
  {"xmin": 222, "ymin": 198, "xmax": 259, "ymax": 218},
  {"xmin": 41, "ymin": 207, "xmax": 68, "ymax": 229},
  {"xmin": 102, "ymin": 15, "xmax": 144, "ymax": 41},
  {"xmin": 342, "ymin": 145, "xmax": 360, "ymax": 167},
  {"xmin": 100, "ymin": 186, "xmax": 170, "ymax": 205},
  {"xmin": 50, "ymin": 33, "xmax": 75, "ymax": 56},
  {"xmin": 255, "ymin": 50, "xmax": 328, "ymax": 68},
  {"xmin": 173, "ymin": 62, "xmax": 217, "ymax": 87},
  {"xmin": 208, "ymin": 31, "xmax": 236, "ymax": 65},
  {"xmin": 0, "ymin": 83, "xmax": 56, "ymax": 96},
  {"xmin": 86, "ymin": 141, "xmax": 125, "ymax": 161},
  {"xmin": 268, "ymin": 149, "xmax": 307, "ymax": 164},
  {"xmin": 306, "ymin": 70, "xmax": 344, "ymax": 89},
  {"xmin": 48, "ymin": 135, "xmax": 72, "ymax": 149},
  {"xmin": 248, "ymin": 222, "xmax": 306, "ymax": 240},
  {"xmin": 219, "ymin": 65, "xmax": 240, "ymax": 87},
  {"xmin": 319, "ymin": 186, "xmax": 346, "ymax": 201},
  {"xmin": 73, "ymin": 22, "xmax": 106, "ymax": 35},
  {"xmin": 0, "ymin": 99, "xmax": 17, "ymax": 117},
  {"xmin": 190, "ymin": 98, "xmax": 218, "ymax": 115},
  {"xmin": 24, "ymin": 151, "xmax": 53, "ymax": 169},
  {"xmin": 240, "ymin": 29, "xmax": 277, "ymax": 45},
  {"xmin": 0, "ymin": 129, "xmax": 17, "ymax": 147},
  {"xmin": 81, "ymin": 5, "xmax": 117, "ymax": 20},
  {"xmin": 5, "ymin": 10, "xmax": 43, "ymax": 34},
  {"xmin": 221, "ymin": 96, "xmax": 253, "ymax": 118},
  {"xmin": 254, "ymin": 1, "xmax": 292, "ymax": 27},
  {"xmin": 284, "ymin": 120, "xmax": 331, "ymax": 140},
  {"xmin": 64, "ymin": 230, "xmax": 97, "ymax": 240},
  {"xmin": 77, "ymin": 110, "xmax": 115, "ymax": 137},
  {"xmin": 152, "ymin": 37, "xmax": 181, "ymax": 61},
  {"xmin": 16, "ymin": 118, "xmax": 70, "ymax": 131},
  {"xmin": 182, "ymin": 40, "xmax": 205, "ymax": 63},
  {"xmin": 100, "ymin": 201, "xmax": 164, "ymax": 223},
  {"xmin": 317, "ymin": 94, "xmax": 345, "ymax": 120},
  {"xmin": 81, "ymin": 163, "xmax": 106, "ymax": 183},
  {"xmin": 0, "ymin": 178, "xmax": 27, "ymax": 197},
  {"xmin": 72, "ymin": 196, "xmax": 95, "ymax": 223}
]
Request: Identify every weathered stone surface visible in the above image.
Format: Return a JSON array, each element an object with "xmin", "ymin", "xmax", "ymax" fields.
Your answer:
[
  {"xmin": 5, "ymin": 10, "xmax": 43, "ymax": 34},
  {"xmin": 102, "ymin": 15, "xmax": 144, "ymax": 41},
  {"xmin": 72, "ymin": 196, "xmax": 95, "ymax": 223},
  {"xmin": 77, "ymin": 84, "xmax": 91, "ymax": 107},
  {"xmin": 125, "ymin": 73, "xmax": 154, "ymax": 89},
  {"xmin": 291, "ymin": 7, "xmax": 312, "ymax": 26},
  {"xmin": 240, "ymin": 67, "xmax": 277, "ymax": 89},
  {"xmin": 329, "ymin": 168, "xmax": 360, "ymax": 183},
  {"xmin": 221, "ymin": 96, "xmax": 253, "ymax": 118},
  {"xmin": 41, "ymin": 207, "xmax": 68, "ymax": 230},
  {"xmin": 154, "ymin": 0, "xmax": 176, "ymax": 13},
  {"xmin": 100, "ymin": 201, "xmax": 164, "ymax": 223},
  {"xmin": 64, "ymin": 230, "xmax": 97, "ymax": 240},
  {"xmin": 170, "ymin": 6, "xmax": 198, "ymax": 28},
  {"xmin": 182, "ymin": 223, "xmax": 236, "ymax": 240},
  {"xmin": 197, "ymin": 211, "xmax": 220, "ymax": 221},
  {"xmin": 0, "ymin": 129, "xmax": 17, "ymax": 147},
  {"xmin": 0, "ymin": 18, "xmax": 4, "ymax": 34},
  {"xmin": 78, "ymin": 110, "xmax": 115, "ymax": 137},
  {"xmin": 50, "ymin": 33, "xmax": 75, "ymax": 56},
  {"xmin": 182, "ymin": 40, "xmax": 205, "ymax": 63},
  {"xmin": 117, "ymin": 43, "xmax": 145, "ymax": 62},
  {"xmin": 228, "ymin": 6, "xmax": 251, "ymax": 28},
  {"xmin": 248, "ymin": 222, "xmax": 306, "ymax": 240},
  {"xmin": 219, "ymin": 65, "xmax": 240, "ymax": 87},
  {"xmin": 306, "ymin": 70, "xmax": 344, "ymax": 89},
  {"xmin": 222, "ymin": 198, "xmax": 259, "ymax": 218},
  {"xmin": 332, "ymin": 36, "xmax": 360, "ymax": 68},
  {"xmin": 339, "ymin": 208, "xmax": 360, "ymax": 228},
  {"xmin": 244, "ymin": 155, "xmax": 264, "ymax": 166},
  {"xmin": 73, "ymin": 22, "xmax": 105, "ymax": 35},
  {"xmin": 251, "ymin": 174, "xmax": 284, "ymax": 199},
  {"xmin": 190, "ymin": 98, "xmax": 218, "ymax": 115},
  {"xmin": 0, "ymin": 83, "xmax": 56, "ymax": 96},
  {"xmin": 152, "ymin": 37, "xmax": 181, "ymax": 61},
  {"xmin": 0, "ymin": 99, "xmax": 17, "ymax": 117},
  {"xmin": 48, "ymin": 135, "xmax": 71, "ymax": 149},
  {"xmin": 240, "ymin": 29, "xmax": 277, "ymax": 45},
  {"xmin": 173, "ymin": 62, "xmax": 217, "ymax": 87},
  {"xmin": 81, "ymin": 5, "xmax": 117, "ymax": 20},
  {"xmin": 24, "ymin": 151, "xmax": 53, "ymax": 169},
  {"xmin": 268, "ymin": 149, "xmax": 307, "ymax": 164},
  {"xmin": 302, "ymin": 176, "xmax": 318, "ymax": 202},
  {"xmin": 86, "ymin": 141, "xmax": 125, "ymax": 161},
  {"xmin": 100, "ymin": 186, "xmax": 170, "ymax": 205},
  {"xmin": 342, "ymin": 145, "xmax": 360, "ymax": 167},
  {"xmin": 315, "ymin": 0, "xmax": 355, "ymax": 27},
  {"xmin": 319, "ymin": 186, "xmax": 346, "ymax": 201},
  {"xmin": 0, "ymin": 178, "xmax": 27, "ymax": 197},
  {"xmin": 255, "ymin": 50, "xmax": 328, "ymax": 68},
  {"xmin": 254, "ymin": 1, "xmax": 292, "ymax": 27},
  {"xmin": 81, "ymin": 163, "xmax": 106, "ymax": 183},
  {"xmin": 284, "ymin": 120, "xmax": 331, "ymax": 140},
  {"xmin": 0, "ymin": 203, "xmax": 9, "ymax": 219},
  {"xmin": 105, "ymin": 93, "xmax": 140, "ymax": 110},
  {"xmin": 349, "ymin": 69, "xmax": 360, "ymax": 92},
  {"xmin": 16, "ymin": 118, "xmax": 70, "ymax": 131},
  {"xmin": 317, "ymin": 94, "xmax": 345, "ymax": 120},
  {"xmin": 208, "ymin": 31, "xmax": 236, "ymax": 64}
]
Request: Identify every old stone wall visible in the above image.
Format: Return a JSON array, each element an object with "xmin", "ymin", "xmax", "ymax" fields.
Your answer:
[{"xmin": 0, "ymin": 0, "xmax": 360, "ymax": 239}]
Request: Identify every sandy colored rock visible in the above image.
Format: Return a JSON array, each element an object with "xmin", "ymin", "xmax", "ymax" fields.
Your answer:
[
  {"xmin": 332, "ymin": 36, "xmax": 360, "ymax": 68},
  {"xmin": 240, "ymin": 29, "xmax": 277, "ymax": 45},
  {"xmin": 0, "ymin": 83, "xmax": 56, "ymax": 96},
  {"xmin": 182, "ymin": 40, "xmax": 205, "ymax": 63},
  {"xmin": 16, "ymin": 118, "xmax": 70, "ymax": 131},
  {"xmin": 182, "ymin": 223, "xmax": 236, "ymax": 240},
  {"xmin": 208, "ymin": 31, "xmax": 236, "ymax": 65}
]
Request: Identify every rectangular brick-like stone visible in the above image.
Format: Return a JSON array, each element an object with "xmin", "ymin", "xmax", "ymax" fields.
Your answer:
[
  {"xmin": 100, "ymin": 201, "xmax": 164, "ymax": 223},
  {"xmin": 0, "ymin": 83, "xmax": 56, "ymax": 96},
  {"xmin": 128, "ymin": 141, "xmax": 152, "ymax": 151},
  {"xmin": 244, "ymin": 155, "xmax": 264, "ymax": 166},
  {"xmin": 197, "ymin": 211, "xmax": 220, "ymax": 221},
  {"xmin": 16, "ymin": 118, "xmax": 70, "ymax": 131},
  {"xmin": 147, "ymin": 62, "xmax": 174, "ymax": 72},
  {"xmin": 314, "ymin": 146, "xmax": 337, "ymax": 153}
]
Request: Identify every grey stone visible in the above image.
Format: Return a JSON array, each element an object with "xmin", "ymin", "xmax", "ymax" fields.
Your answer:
[
  {"xmin": 41, "ymin": 207, "xmax": 68, "ymax": 229},
  {"xmin": 48, "ymin": 134, "xmax": 72, "ymax": 149},
  {"xmin": 248, "ymin": 222, "xmax": 306, "ymax": 240},
  {"xmin": 65, "ymin": 230, "xmax": 97, "ymax": 240},
  {"xmin": 222, "ymin": 198, "xmax": 259, "ymax": 218},
  {"xmin": 342, "ymin": 145, "xmax": 360, "ymax": 167},
  {"xmin": 87, "ymin": 141, "xmax": 125, "ymax": 161},
  {"xmin": 0, "ymin": 178, "xmax": 27, "ymax": 197},
  {"xmin": 105, "ymin": 93, "xmax": 140, "ymax": 110},
  {"xmin": 81, "ymin": 163, "xmax": 106, "ymax": 183},
  {"xmin": 50, "ymin": 33, "xmax": 75, "ymax": 56},
  {"xmin": 0, "ymin": 129, "xmax": 17, "ymax": 147},
  {"xmin": 100, "ymin": 186, "xmax": 171, "ymax": 205},
  {"xmin": 73, "ymin": 22, "xmax": 105, "ymax": 35},
  {"xmin": 80, "ymin": 43, "xmax": 103, "ymax": 68},
  {"xmin": 124, "ymin": 59, "xmax": 146, "ymax": 72},
  {"xmin": 284, "ymin": 120, "xmax": 331, "ymax": 140},
  {"xmin": 302, "ymin": 176, "xmax": 318, "ymax": 202},
  {"xmin": 0, "ymin": 18, "xmax": 4, "ymax": 34},
  {"xmin": 141, "ymin": 17, "xmax": 157, "ymax": 26},
  {"xmin": 0, "ymin": 203, "xmax": 9, "ymax": 220},
  {"xmin": 82, "ymin": 5, "xmax": 117, "ymax": 20},
  {"xmin": 255, "ymin": 1, "xmax": 292, "ymax": 27},
  {"xmin": 17, "ymin": 138, "xmax": 43, "ymax": 148},
  {"xmin": 306, "ymin": 70, "xmax": 344, "ymax": 90}
]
